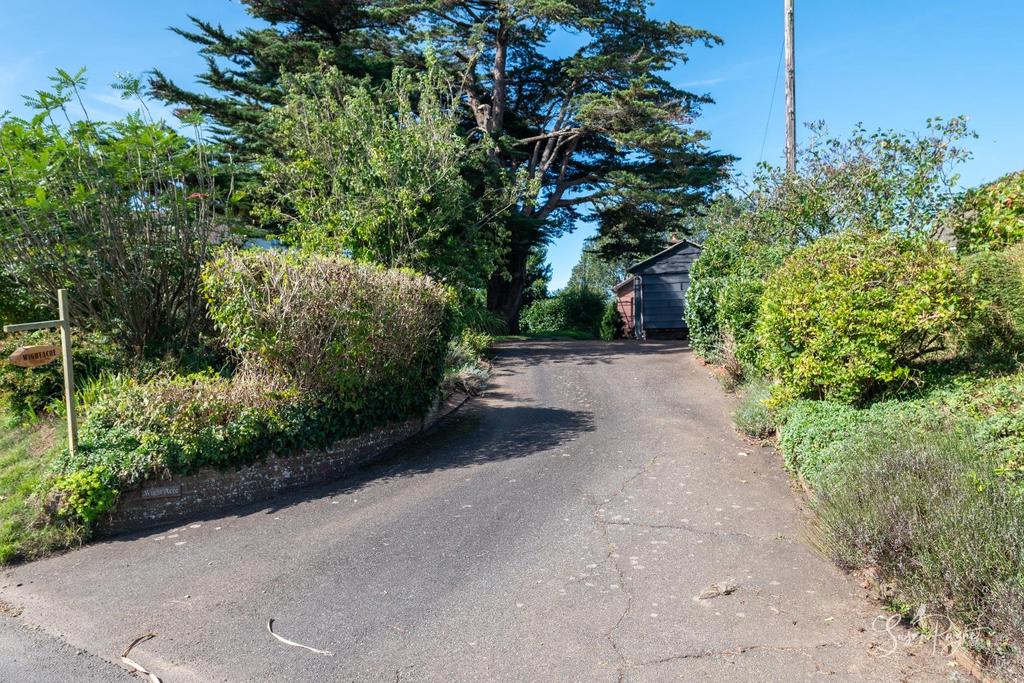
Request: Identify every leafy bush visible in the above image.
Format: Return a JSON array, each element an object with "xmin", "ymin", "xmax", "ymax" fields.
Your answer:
[
  {"xmin": 716, "ymin": 276, "xmax": 765, "ymax": 371},
  {"xmin": 600, "ymin": 300, "xmax": 624, "ymax": 340},
  {"xmin": 0, "ymin": 69, "xmax": 230, "ymax": 357},
  {"xmin": 813, "ymin": 426, "xmax": 1024, "ymax": 659},
  {"xmin": 202, "ymin": 249, "xmax": 454, "ymax": 419},
  {"xmin": 685, "ymin": 220, "xmax": 791, "ymax": 362},
  {"xmin": 258, "ymin": 66, "xmax": 511, "ymax": 289},
  {"xmin": 961, "ymin": 243, "xmax": 1024, "ymax": 361},
  {"xmin": 441, "ymin": 329, "xmax": 493, "ymax": 396},
  {"xmin": 0, "ymin": 330, "xmax": 126, "ymax": 418},
  {"xmin": 683, "ymin": 276, "xmax": 721, "ymax": 357},
  {"xmin": 733, "ymin": 378, "xmax": 778, "ymax": 439},
  {"xmin": 52, "ymin": 371, "xmax": 316, "ymax": 484},
  {"xmin": 757, "ymin": 231, "xmax": 967, "ymax": 404},
  {"xmin": 951, "ymin": 170, "xmax": 1024, "ymax": 253},
  {"xmin": 50, "ymin": 465, "xmax": 118, "ymax": 527},
  {"xmin": 519, "ymin": 288, "xmax": 606, "ymax": 338}
]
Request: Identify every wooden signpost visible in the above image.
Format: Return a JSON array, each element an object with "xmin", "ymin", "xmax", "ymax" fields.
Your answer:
[{"xmin": 3, "ymin": 289, "xmax": 78, "ymax": 454}]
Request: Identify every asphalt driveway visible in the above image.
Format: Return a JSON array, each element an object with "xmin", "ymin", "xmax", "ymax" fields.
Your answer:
[{"xmin": 0, "ymin": 340, "xmax": 955, "ymax": 681}]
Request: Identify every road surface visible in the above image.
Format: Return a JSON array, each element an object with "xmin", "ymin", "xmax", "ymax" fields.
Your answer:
[{"xmin": 1, "ymin": 340, "xmax": 955, "ymax": 681}]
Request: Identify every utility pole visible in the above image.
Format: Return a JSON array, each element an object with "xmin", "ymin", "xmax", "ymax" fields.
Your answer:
[{"xmin": 784, "ymin": 0, "xmax": 796, "ymax": 173}]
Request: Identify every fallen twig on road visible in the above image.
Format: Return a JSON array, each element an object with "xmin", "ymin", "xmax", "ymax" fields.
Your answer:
[
  {"xmin": 267, "ymin": 618, "xmax": 335, "ymax": 656},
  {"xmin": 121, "ymin": 633, "xmax": 162, "ymax": 683}
]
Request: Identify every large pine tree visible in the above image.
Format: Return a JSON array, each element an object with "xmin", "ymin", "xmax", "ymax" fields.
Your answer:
[
  {"xmin": 149, "ymin": 1, "xmax": 396, "ymax": 153},
  {"xmin": 153, "ymin": 0, "xmax": 732, "ymax": 326}
]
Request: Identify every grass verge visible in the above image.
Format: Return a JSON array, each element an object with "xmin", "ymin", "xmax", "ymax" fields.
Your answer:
[{"xmin": 0, "ymin": 415, "xmax": 79, "ymax": 565}]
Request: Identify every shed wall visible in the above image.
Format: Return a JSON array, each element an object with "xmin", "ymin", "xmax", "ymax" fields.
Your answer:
[
  {"xmin": 616, "ymin": 286, "xmax": 635, "ymax": 336},
  {"xmin": 636, "ymin": 245, "xmax": 699, "ymax": 332}
]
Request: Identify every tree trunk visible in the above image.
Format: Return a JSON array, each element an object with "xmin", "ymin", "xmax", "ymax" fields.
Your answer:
[{"xmin": 487, "ymin": 245, "xmax": 529, "ymax": 332}]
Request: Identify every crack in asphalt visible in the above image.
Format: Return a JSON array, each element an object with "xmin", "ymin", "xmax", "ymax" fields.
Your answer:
[
  {"xmin": 585, "ymin": 452, "xmax": 663, "ymax": 683},
  {"xmin": 638, "ymin": 641, "xmax": 845, "ymax": 667}
]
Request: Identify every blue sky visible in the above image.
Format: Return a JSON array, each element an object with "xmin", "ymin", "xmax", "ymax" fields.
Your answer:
[{"xmin": 3, "ymin": 1, "xmax": 1023, "ymax": 289}]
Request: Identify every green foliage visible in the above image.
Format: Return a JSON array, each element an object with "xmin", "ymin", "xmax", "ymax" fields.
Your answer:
[
  {"xmin": 521, "ymin": 247, "xmax": 553, "ymax": 310},
  {"xmin": 520, "ymin": 288, "xmax": 606, "ymax": 338},
  {"xmin": 961, "ymin": 243, "xmax": 1024, "ymax": 361},
  {"xmin": 442, "ymin": 329, "xmax": 493, "ymax": 396},
  {"xmin": 733, "ymin": 378, "xmax": 778, "ymax": 440},
  {"xmin": 600, "ymin": 300, "xmax": 624, "ymax": 341},
  {"xmin": 756, "ymin": 119, "xmax": 974, "ymax": 240},
  {"xmin": 686, "ymin": 119, "xmax": 974, "ymax": 361},
  {"xmin": 0, "ymin": 69, "xmax": 230, "ymax": 357},
  {"xmin": 450, "ymin": 292, "xmax": 507, "ymax": 337},
  {"xmin": 685, "ymin": 216, "xmax": 790, "ymax": 362},
  {"xmin": 51, "ymin": 465, "xmax": 118, "ymax": 527},
  {"xmin": 55, "ymin": 371, "xmax": 311, "ymax": 483},
  {"xmin": 951, "ymin": 170, "xmax": 1024, "ymax": 253},
  {"xmin": 777, "ymin": 400, "xmax": 875, "ymax": 484},
  {"xmin": 0, "ymin": 330, "xmax": 126, "ymax": 419},
  {"xmin": 150, "ymin": 2, "xmax": 392, "ymax": 157},
  {"xmin": 757, "ymin": 231, "xmax": 967, "ymax": 404},
  {"xmin": 567, "ymin": 237, "xmax": 628, "ymax": 297},
  {"xmin": 257, "ymin": 66, "xmax": 511, "ymax": 289},
  {"xmin": 715, "ymin": 276, "xmax": 766, "ymax": 371},
  {"xmin": 812, "ymin": 426, "xmax": 1024, "ymax": 654},
  {"xmin": 163, "ymin": 1, "xmax": 732, "ymax": 324},
  {"xmin": 202, "ymin": 249, "xmax": 454, "ymax": 417},
  {"xmin": 683, "ymin": 276, "xmax": 720, "ymax": 357}
]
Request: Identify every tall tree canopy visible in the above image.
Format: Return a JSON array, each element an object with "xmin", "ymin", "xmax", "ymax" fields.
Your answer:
[
  {"xmin": 149, "ymin": 1, "xmax": 396, "ymax": 153},
  {"xmin": 154, "ymin": 0, "xmax": 732, "ymax": 326}
]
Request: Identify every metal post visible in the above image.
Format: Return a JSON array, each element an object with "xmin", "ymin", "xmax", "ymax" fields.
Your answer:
[
  {"xmin": 784, "ymin": 0, "xmax": 797, "ymax": 173},
  {"xmin": 57, "ymin": 289, "xmax": 78, "ymax": 455}
]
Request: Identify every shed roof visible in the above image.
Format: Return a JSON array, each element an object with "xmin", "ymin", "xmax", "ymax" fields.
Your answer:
[
  {"xmin": 627, "ymin": 238, "xmax": 702, "ymax": 275},
  {"xmin": 612, "ymin": 274, "xmax": 636, "ymax": 293}
]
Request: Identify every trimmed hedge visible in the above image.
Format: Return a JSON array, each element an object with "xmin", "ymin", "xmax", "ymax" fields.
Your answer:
[
  {"xmin": 757, "ymin": 231, "xmax": 967, "ymax": 404},
  {"xmin": 202, "ymin": 249, "xmax": 454, "ymax": 418},
  {"xmin": 685, "ymin": 225, "xmax": 790, "ymax": 366},
  {"xmin": 48, "ymin": 250, "xmax": 455, "ymax": 524},
  {"xmin": 962, "ymin": 243, "xmax": 1024, "ymax": 361},
  {"xmin": 520, "ymin": 288, "xmax": 606, "ymax": 338}
]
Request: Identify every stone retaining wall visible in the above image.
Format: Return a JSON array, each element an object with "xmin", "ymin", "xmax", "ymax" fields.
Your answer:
[{"xmin": 102, "ymin": 394, "xmax": 468, "ymax": 534}]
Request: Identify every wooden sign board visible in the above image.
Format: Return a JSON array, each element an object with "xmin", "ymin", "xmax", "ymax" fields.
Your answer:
[{"xmin": 9, "ymin": 344, "xmax": 60, "ymax": 368}]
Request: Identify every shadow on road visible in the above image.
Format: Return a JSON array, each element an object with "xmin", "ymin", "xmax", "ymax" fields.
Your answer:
[
  {"xmin": 99, "ymin": 339, "xmax": 682, "ymax": 543},
  {"xmin": 495, "ymin": 338, "xmax": 688, "ymax": 367},
  {"xmin": 102, "ymin": 401, "xmax": 593, "ymax": 542}
]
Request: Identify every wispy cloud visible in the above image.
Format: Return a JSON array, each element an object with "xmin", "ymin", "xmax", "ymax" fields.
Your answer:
[{"xmin": 675, "ymin": 76, "xmax": 727, "ymax": 89}]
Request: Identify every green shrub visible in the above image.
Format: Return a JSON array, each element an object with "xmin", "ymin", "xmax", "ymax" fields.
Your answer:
[
  {"xmin": 961, "ymin": 243, "xmax": 1024, "ymax": 361},
  {"xmin": 685, "ymin": 224, "xmax": 790, "ymax": 362},
  {"xmin": 52, "ymin": 371, "xmax": 315, "ymax": 483},
  {"xmin": 442, "ymin": 329, "xmax": 493, "ymax": 396},
  {"xmin": 0, "ymin": 330, "xmax": 126, "ymax": 418},
  {"xmin": 813, "ymin": 426, "xmax": 1024, "ymax": 656},
  {"xmin": 202, "ymin": 249, "xmax": 454, "ymax": 420},
  {"xmin": 519, "ymin": 288, "xmax": 606, "ymax": 337},
  {"xmin": 683, "ymin": 276, "xmax": 721, "ymax": 357},
  {"xmin": 0, "ymin": 70, "xmax": 227, "ymax": 358},
  {"xmin": 48, "ymin": 251, "xmax": 457, "ymax": 505},
  {"xmin": 951, "ymin": 170, "xmax": 1024, "ymax": 254},
  {"xmin": 757, "ymin": 231, "xmax": 967, "ymax": 404},
  {"xmin": 733, "ymin": 378, "xmax": 778, "ymax": 439},
  {"xmin": 716, "ymin": 276, "xmax": 765, "ymax": 371},
  {"xmin": 51, "ymin": 465, "xmax": 118, "ymax": 527},
  {"xmin": 600, "ymin": 300, "xmax": 624, "ymax": 340}
]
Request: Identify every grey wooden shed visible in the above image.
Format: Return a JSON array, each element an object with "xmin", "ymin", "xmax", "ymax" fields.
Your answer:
[{"xmin": 613, "ymin": 239, "xmax": 701, "ymax": 339}]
